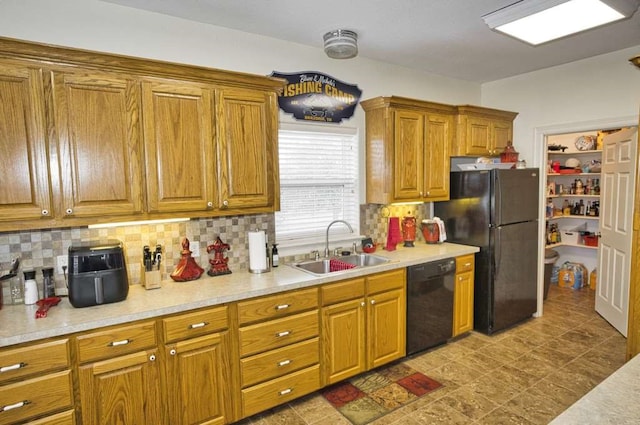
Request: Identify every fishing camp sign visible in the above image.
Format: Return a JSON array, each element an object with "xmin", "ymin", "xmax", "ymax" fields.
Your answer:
[{"xmin": 271, "ymin": 71, "xmax": 362, "ymax": 123}]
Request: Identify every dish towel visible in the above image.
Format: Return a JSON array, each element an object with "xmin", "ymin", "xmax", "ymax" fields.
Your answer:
[
  {"xmin": 433, "ymin": 217, "xmax": 447, "ymax": 243},
  {"xmin": 385, "ymin": 217, "xmax": 403, "ymax": 251}
]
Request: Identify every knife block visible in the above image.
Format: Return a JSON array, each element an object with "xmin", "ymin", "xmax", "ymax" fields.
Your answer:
[{"xmin": 142, "ymin": 265, "xmax": 161, "ymax": 290}]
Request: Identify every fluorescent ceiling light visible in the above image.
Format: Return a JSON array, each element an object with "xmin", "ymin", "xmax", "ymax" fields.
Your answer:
[
  {"xmin": 483, "ymin": 0, "xmax": 640, "ymax": 45},
  {"xmin": 88, "ymin": 218, "xmax": 190, "ymax": 229}
]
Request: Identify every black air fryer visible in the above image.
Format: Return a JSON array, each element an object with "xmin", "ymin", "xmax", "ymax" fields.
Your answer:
[{"xmin": 68, "ymin": 240, "xmax": 129, "ymax": 308}]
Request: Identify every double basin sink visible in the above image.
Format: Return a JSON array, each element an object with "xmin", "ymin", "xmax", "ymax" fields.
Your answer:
[{"xmin": 290, "ymin": 253, "xmax": 391, "ymax": 276}]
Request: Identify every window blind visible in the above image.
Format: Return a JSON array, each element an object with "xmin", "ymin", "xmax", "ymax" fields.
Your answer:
[{"xmin": 275, "ymin": 124, "xmax": 359, "ymax": 245}]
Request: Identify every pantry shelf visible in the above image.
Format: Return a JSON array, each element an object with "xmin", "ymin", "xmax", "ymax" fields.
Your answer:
[{"xmin": 546, "ymin": 242, "xmax": 598, "ymax": 250}]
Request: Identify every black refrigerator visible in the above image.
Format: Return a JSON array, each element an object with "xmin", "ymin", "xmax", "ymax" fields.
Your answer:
[{"xmin": 434, "ymin": 168, "xmax": 539, "ymax": 334}]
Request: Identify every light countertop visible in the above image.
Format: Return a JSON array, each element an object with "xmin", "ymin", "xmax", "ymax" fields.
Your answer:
[
  {"xmin": 550, "ymin": 354, "xmax": 640, "ymax": 424},
  {"xmin": 0, "ymin": 243, "xmax": 478, "ymax": 348}
]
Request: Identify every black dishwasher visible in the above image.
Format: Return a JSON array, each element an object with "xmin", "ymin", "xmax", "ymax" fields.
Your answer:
[{"xmin": 406, "ymin": 258, "xmax": 456, "ymax": 356}]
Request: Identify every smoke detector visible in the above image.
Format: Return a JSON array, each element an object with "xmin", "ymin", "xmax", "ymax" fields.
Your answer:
[{"xmin": 323, "ymin": 29, "xmax": 358, "ymax": 59}]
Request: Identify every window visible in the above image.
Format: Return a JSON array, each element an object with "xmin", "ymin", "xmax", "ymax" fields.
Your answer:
[{"xmin": 275, "ymin": 123, "xmax": 359, "ymax": 251}]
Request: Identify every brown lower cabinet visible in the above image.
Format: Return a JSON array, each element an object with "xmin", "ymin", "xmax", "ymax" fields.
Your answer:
[
  {"xmin": 453, "ymin": 254, "xmax": 475, "ymax": 337},
  {"xmin": 321, "ymin": 269, "xmax": 406, "ymax": 386},
  {"xmin": 161, "ymin": 306, "xmax": 232, "ymax": 425},
  {"xmin": 0, "ymin": 270, "xmax": 408, "ymax": 425},
  {"xmin": 0, "ymin": 340, "xmax": 73, "ymax": 425},
  {"xmin": 76, "ymin": 321, "xmax": 162, "ymax": 425}
]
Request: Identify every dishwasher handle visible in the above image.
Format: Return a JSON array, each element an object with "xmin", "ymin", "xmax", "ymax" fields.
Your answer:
[{"xmin": 408, "ymin": 259, "xmax": 456, "ymax": 280}]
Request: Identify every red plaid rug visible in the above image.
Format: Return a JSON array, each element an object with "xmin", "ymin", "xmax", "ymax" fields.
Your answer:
[{"xmin": 321, "ymin": 363, "xmax": 443, "ymax": 425}]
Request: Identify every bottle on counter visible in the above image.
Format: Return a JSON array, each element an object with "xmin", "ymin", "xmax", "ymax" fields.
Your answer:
[
  {"xmin": 42, "ymin": 267, "xmax": 56, "ymax": 298},
  {"xmin": 10, "ymin": 274, "xmax": 24, "ymax": 305},
  {"xmin": 271, "ymin": 244, "xmax": 279, "ymax": 268},
  {"xmin": 23, "ymin": 270, "xmax": 38, "ymax": 305}
]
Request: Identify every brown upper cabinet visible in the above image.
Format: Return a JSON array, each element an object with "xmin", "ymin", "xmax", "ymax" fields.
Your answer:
[
  {"xmin": 52, "ymin": 69, "xmax": 145, "ymax": 219},
  {"xmin": 0, "ymin": 38, "xmax": 284, "ymax": 231},
  {"xmin": 142, "ymin": 79, "xmax": 216, "ymax": 214},
  {"xmin": 216, "ymin": 88, "xmax": 279, "ymax": 211},
  {"xmin": 453, "ymin": 105, "xmax": 518, "ymax": 157},
  {"xmin": 0, "ymin": 61, "xmax": 53, "ymax": 224},
  {"xmin": 361, "ymin": 96, "xmax": 455, "ymax": 204}
]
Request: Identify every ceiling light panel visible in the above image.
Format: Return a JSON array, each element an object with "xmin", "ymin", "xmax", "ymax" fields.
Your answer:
[{"xmin": 483, "ymin": 0, "xmax": 640, "ymax": 45}]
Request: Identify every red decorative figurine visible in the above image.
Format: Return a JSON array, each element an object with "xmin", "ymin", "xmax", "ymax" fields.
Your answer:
[
  {"xmin": 401, "ymin": 213, "xmax": 417, "ymax": 247},
  {"xmin": 170, "ymin": 238, "xmax": 204, "ymax": 282},
  {"xmin": 206, "ymin": 237, "xmax": 232, "ymax": 276}
]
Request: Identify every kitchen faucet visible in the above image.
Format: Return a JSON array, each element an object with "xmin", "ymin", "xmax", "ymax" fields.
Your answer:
[{"xmin": 324, "ymin": 220, "xmax": 354, "ymax": 257}]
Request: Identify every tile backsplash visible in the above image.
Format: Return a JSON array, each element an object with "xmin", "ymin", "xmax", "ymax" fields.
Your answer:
[{"xmin": 0, "ymin": 203, "xmax": 434, "ymax": 296}]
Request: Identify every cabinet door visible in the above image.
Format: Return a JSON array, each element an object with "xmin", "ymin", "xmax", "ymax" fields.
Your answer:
[
  {"xmin": 142, "ymin": 80, "xmax": 215, "ymax": 213},
  {"xmin": 492, "ymin": 119, "xmax": 513, "ymax": 154},
  {"xmin": 166, "ymin": 333, "xmax": 231, "ymax": 425},
  {"xmin": 393, "ymin": 110, "xmax": 424, "ymax": 201},
  {"xmin": 0, "ymin": 62, "xmax": 52, "ymax": 222},
  {"xmin": 321, "ymin": 298, "xmax": 366, "ymax": 385},
  {"xmin": 453, "ymin": 270, "xmax": 474, "ymax": 336},
  {"xmin": 423, "ymin": 113, "xmax": 452, "ymax": 201},
  {"xmin": 463, "ymin": 116, "xmax": 491, "ymax": 156},
  {"xmin": 52, "ymin": 71, "xmax": 144, "ymax": 218},
  {"xmin": 367, "ymin": 288, "xmax": 406, "ymax": 369},
  {"xmin": 216, "ymin": 88, "xmax": 277, "ymax": 210},
  {"xmin": 78, "ymin": 350, "xmax": 162, "ymax": 425}
]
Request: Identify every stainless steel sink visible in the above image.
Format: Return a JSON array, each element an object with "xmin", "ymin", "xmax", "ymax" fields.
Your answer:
[
  {"xmin": 290, "ymin": 254, "xmax": 390, "ymax": 276},
  {"xmin": 338, "ymin": 253, "xmax": 390, "ymax": 267}
]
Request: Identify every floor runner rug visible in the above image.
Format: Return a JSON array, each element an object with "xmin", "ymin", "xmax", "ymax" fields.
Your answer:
[{"xmin": 321, "ymin": 362, "xmax": 443, "ymax": 425}]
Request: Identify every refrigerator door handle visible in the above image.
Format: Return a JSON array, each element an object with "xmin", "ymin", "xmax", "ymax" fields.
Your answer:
[
  {"xmin": 494, "ymin": 227, "xmax": 501, "ymax": 278},
  {"xmin": 494, "ymin": 171, "xmax": 502, "ymax": 225}
]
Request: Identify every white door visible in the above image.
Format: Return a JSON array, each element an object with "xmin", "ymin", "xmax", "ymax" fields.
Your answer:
[{"xmin": 596, "ymin": 127, "xmax": 638, "ymax": 336}]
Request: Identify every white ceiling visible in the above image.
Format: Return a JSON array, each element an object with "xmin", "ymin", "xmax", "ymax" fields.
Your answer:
[{"xmin": 101, "ymin": 0, "xmax": 640, "ymax": 83}]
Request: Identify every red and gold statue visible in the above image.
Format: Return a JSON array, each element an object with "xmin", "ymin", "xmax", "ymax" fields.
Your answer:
[{"xmin": 207, "ymin": 236, "xmax": 232, "ymax": 276}]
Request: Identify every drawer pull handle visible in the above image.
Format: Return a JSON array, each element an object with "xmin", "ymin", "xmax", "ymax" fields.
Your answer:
[
  {"xmin": 275, "ymin": 304, "xmax": 290, "ymax": 311},
  {"xmin": 0, "ymin": 362, "xmax": 26, "ymax": 373},
  {"xmin": 189, "ymin": 322, "xmax": 209, "ymax": 329},
  {"xmin": 278, "ymin": 388, "xmax": 293, "ymax": 396},
  {"xmin": 170, "ymin": 349, "xmax": 177, "ymax": 356},
  {"xmin": 1, "ymin": 400, "xmax": 30, "ymax": 412},
  {"xmin": 108, "ymin": 339, "xmax": 131, "ymax": 347},
  {"xmin": 275, "ymin": 331, "xmax": 291, "ymax": 338},
  {"xmin": 464, "ymin": 262, "xmax": 471, "ymax": 267},
  {"xmin": 277, "ymin": 359, "xmax": 291, "ymax": 367}
]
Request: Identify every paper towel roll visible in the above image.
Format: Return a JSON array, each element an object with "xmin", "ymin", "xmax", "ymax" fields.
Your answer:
[{"xmin": 248, "ymin": 230, "xmax": 268, "ymax": 273}]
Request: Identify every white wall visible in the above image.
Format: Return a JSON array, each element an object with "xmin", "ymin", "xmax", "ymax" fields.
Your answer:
[{"xmin": 482, "ymin": 46, "xmax": 640, "ymax": 165}]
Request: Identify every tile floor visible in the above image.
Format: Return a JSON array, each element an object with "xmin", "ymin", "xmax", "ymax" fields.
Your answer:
[{"xmin": 236, "ymin": 285, "xmax": 626, "ymax": 424}]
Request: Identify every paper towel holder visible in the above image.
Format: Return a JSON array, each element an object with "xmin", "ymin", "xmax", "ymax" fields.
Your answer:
[{"xmin": 248, "ymin": 229, "xmax": 271, "ymax": 274}]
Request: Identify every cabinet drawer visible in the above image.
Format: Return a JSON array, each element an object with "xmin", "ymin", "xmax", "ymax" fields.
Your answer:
[
  {"xmin": 162, "ymin": 306, "xmax": 228, "ymax": 343},
  {"xmin": 241, "ymin": 365, "xmax": 320, "ymax": 418},
  {"xmin": 367, "ymin": 269, "xmax": 405, "ymax": 294},
  {"xmin": 320, "ymin": 278, "xmax": 365, "ymax": 306},
  {"xmin": 456, "ymin": 254, "xmax": 475, "ymax": 273},
  {"xmin": 28, "ymin": 409, "xmax": 75, "ymax": 425},
  {"xmin": 0, "ymin": 370, "xmax": 73, "ymax": 425},
  {"xmin": 241, "ymin": 337, "xmax": 319, "ymax": 387},
  {"xmin": 0, "ymin": 339, "xmax": 69, "ymax": 384},
  {"xmin": 76, "ymin": 321, "xmax": 157, "ymax": 363},
  {"xmin": 239, "ymin": 310, "xmax": 318, "ymax": 357},
  {"xmin": 237, "ymin": 287, "xmax": 318, "ymax": 325}
]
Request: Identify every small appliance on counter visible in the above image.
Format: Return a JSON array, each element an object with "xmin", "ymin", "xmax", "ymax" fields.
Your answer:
[{"xmin": 68, "ymin": 240, "xmax": 129, "ymax": 308}]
